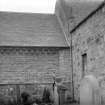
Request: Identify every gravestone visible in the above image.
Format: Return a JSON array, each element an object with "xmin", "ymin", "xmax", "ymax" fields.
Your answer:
[
  {"xmin": 54, "ymin": 85, "xmax": 59, "ymax": 105},
  {"xmin": 80, "ymin": 75, "xmax": 101, "ymax": 105},
  {"xmin": 53, "ymin": 77, "xmax": 63, "ymax": 105},
  {"xmin": 98, "ymin": 76, "xmax": 105, "ymax": 105}
]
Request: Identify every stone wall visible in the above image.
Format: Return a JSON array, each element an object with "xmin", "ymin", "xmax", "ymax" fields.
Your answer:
[
  {"xmin": 0, "ymin": 47, "xmax": 59, "ymax": 84},
  {"xmin": 59, "ymin": 48, "xmax": 72, "ymax": 99},
  {"xmin": 59, "ymin": 48, "xmax": 71, "ymax": 81},
  {"xmin": 71, "ymin": 6, "xmax": 105, "ymax": 102},
  {"xmin": 0, "ymin": 47, "xmax": 71, "ymax": 97}
]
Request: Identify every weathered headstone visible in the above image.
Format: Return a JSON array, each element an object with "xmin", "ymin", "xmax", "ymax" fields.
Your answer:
[
  {"xmin": 98, "ymin": 76, "xmax": 105, "ymax": 105},
  {"xmin": 54, "ymin": 84, "xmax": 59, "ymax": 105},
  {"xmin": 80, "ymin": 75, "xmax": 101, "ymax": 105},
  {"xmin": 53, "ymin": 77, "xmax": 63, "ymax": 105}
]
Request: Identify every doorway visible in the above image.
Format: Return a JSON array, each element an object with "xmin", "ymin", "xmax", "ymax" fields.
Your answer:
[{"xmin": 82, "ymin": 53, "xmax": 87, "ymax": 78}]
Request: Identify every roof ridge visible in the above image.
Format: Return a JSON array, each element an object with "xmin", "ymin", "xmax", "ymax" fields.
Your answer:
[
  {"xmin": 0, "ymin": 11, "xmax": 55, "ymax": 15},
  {"xmin": 70, "ymin": 1, "xmax": 105, "ymax": 33}
]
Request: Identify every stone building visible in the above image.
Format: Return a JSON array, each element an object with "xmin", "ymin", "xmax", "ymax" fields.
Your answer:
[
  {"xmin": 0, "ymin": 12, "xmax": 72, "ymax": 98},
  {"xmin": 55, "ymin": 0, "xmax": 105, "ymax": 103},
  {"xmin": 69, "ymin": 1, "xmax": 105, "ymax": 103},
  {"xmin": 1, "ymin": 0, "xmax": 105, "ymax": 103}
]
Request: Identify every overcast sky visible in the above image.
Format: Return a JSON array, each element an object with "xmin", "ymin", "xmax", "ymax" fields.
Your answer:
[
  {"xmin": 0, "ymin": 0, "xmax": 57, "ymax": 13},
  {"xmin": 0, "ymin": 0, "xmax": 103, "ymax": 13}
]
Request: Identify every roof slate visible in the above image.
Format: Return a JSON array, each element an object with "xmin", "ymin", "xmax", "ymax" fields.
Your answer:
[
  {"xmin": 0, "ymin": 12, "xmax": 68, "ymax": 47},
  {"xmin": 58, "ymin": 0, "xmax": 102, "ymax": 30},
  {"xmin": 70, "ymin": 2, "xmax": 105, "ymax": 33}
]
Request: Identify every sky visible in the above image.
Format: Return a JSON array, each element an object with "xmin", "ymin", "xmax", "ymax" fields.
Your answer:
[
  {"xmin": 0, "ymin": 0, "xmax": 57, "ymax": 13},
  {"xmin": 0, "ymin": 0, "xmax": 103, "ymax": 13}
]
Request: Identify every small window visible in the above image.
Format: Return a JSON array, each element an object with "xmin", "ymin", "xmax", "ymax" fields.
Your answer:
[{"xmin": 82, "ymin": 53, "xmax": 87, "ymax": 78}]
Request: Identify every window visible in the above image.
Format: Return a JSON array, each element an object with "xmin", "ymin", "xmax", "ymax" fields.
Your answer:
[{"xmin": 82, "ymin": 53, "xmax": 87, "ymax": 78}]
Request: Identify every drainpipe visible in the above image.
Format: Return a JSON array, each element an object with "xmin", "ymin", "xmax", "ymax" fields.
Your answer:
[
  {"xmin": 68, "ymin": 6, "xmax": 76, "ymax": 101},
  {"xmin": 68, "ymin": 20, "xmax": 74, "ymax": 101},
  {"xmin": 71, "ymin": 32, "xmax": 75, "ymax": 102}
]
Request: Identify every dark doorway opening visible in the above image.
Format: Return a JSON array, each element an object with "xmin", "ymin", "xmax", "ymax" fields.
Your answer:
[{"xmin": 82, "ymin": 53, "xmax": 87, "ymax": 78}]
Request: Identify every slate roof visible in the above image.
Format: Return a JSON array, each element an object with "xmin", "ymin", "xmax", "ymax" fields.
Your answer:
[
  {"xmin": 69, "ymin": 1, "xmax": 104, "ymax": 30},
  {"xmin": 0, "ymin": 12, "xmax": 68, "ymax": 47},
  {"xmin": 64, "ymin": 0, "xmax": 102, "ymax": 21},
  {"xmin": 59, "ymin": 0, "xmax": 102, "ymax": 30},
  {"xmin": 70, "ymin": 1, "xmax": 105, "ymax": 33}
]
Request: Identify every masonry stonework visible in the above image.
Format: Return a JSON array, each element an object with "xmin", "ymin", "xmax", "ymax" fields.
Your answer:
[
  {"xmin": 0, "ymin": 47, "xmax": 71, "ymax": 98},
  {"xmin": 0, "ymin": 47, "xmax": 71, "ymax": 84},
  {"xmin": 71, "ymin": 6, "xmax": 105, "ymax": 102}
]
